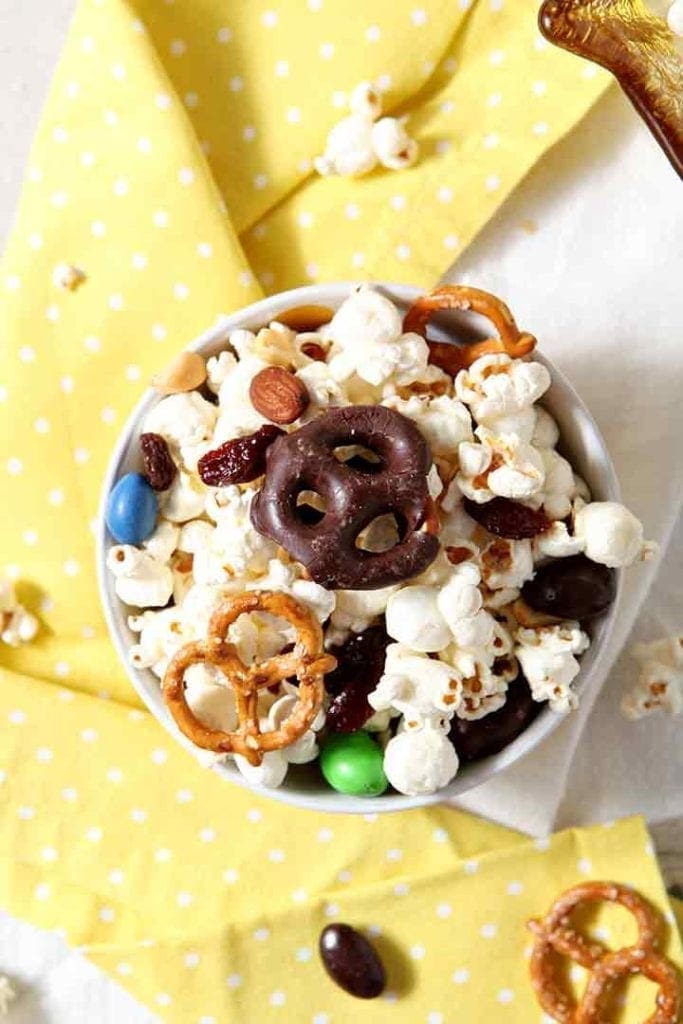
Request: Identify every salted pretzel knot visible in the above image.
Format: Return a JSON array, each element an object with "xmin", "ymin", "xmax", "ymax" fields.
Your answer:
[
  {"xmin": 162, "ymin": 590, "xmax": 336, "ymax": 766},
  {"xmin": 402, "ymin": 284, "xmax": 537, "ymax": 374},
  {"xmin": 578, "ymin": 946, "xmax": 680, "ymax": 1024},
  {"xmin": 527, "ymin": 881, "xmax": 680, "ymax": 1024}
]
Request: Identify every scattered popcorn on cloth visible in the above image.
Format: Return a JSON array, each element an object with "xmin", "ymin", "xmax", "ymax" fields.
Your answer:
[
  {"xmin": 0, "ymin": 580, "xmax": 38, "ymax": 647},
  {"xmin": 314, "ymin": 81, "xmax": 418, "ymax": 178},
  {"xmin": 105, "ymin": 286, "xmax": 655, "ymax": 796},
  {"xmin": 52, "ymin": 261, "xmax": 86, "ymax": 292},
  {"xmin": 622, "ymin": 633, "xmax": 683, "ymax": 719}
]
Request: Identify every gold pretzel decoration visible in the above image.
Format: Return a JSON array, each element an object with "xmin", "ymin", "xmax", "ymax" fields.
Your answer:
[
  {"xmin": 527, "ymin": 881, "xmax": 681, "ymax": 1023},
  {"xmin": 539, "ymin": 0, "xmax": 683, "ymax": 180},
  {"xmin": 402, "ymin": 284, "xmax": 537, "ymax": 376},
  {"xmin": 162, "ymin": 590, "xmax": 336, "ymax": 766}
]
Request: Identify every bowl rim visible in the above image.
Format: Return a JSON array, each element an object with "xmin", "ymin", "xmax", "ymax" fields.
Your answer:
[{"xmin": 97, "ymin": 281, "xmax": 623, "ymax": 814}]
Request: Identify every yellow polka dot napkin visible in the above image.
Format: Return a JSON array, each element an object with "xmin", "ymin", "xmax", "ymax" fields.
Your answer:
[
  {"xmin": 4, "ymin": 0, "xmax": 677, "ymax": 1020},
  {"xmin": 1, "ymin": 673, "xmax": 682, "ymax": 1022}
]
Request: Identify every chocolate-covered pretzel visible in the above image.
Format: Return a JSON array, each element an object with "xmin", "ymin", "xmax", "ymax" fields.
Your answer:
[{"xmin": 250, "ymin": 405, "xmax": 440, "ymax": 590}]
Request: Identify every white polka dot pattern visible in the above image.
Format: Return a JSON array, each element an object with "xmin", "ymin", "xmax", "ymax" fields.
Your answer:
[
  {"xmin": 4, "ymin": 679, "xmax": 671, "ymax": 1023},
  {"xmin": 0, "ymin": 1, "xmax": 660, "ymax": 1022}
]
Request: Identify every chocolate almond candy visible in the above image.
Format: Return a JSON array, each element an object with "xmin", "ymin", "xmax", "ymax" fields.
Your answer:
[
  {"xmin": 319, "ymin": 923, "xmax": 386, "ymax": 999},
  {"xmin": 521, "ymin": 554, "xmax": 616, "ymax": 620},
  {"xmin": 449, "ymin": 674, "xmax": 540, "ymax": 762}
]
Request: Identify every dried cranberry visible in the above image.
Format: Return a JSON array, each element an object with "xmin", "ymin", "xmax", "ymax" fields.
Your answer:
[
  {"xmin": 301, "ymin": 342, "xmax": 327, "ymax": 362},
  {"xmin": 446, "ymin": 545, "xmax": 474, "ymax": 565},
  {"xmin": 325, "ymin": 625, "xmax": 389, "ymax": 733},
  {"xmin": 463, "ymin": 496, "xmax": 551, "ymax": 539},
  {"xmin": 521, "ymin": 554, "xmax": 616, "ymax": 620},
  {"xmin": 140, "ymin": 432, "xmax": 177, "ymax": 491},
  {"xmin": 449, "ymin": 673, "xmax": 540, "ymax": 762},
  {"xmin": 198, "ymin": 425, "xmax": 284, "ymax": 486}
]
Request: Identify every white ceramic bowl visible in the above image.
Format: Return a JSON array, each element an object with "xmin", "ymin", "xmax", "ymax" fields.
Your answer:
[{"xmin": 97, "ymin": 282, "xmax": 623, "ymax": 813}]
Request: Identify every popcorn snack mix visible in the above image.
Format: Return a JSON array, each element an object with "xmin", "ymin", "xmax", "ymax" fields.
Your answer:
[{"xmin": 105, "ymin": 284, "xmax": 653, "ymax": 798}]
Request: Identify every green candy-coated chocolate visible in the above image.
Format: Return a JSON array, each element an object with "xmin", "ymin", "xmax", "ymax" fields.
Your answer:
[{"xmin": 320, "ymin": 731, "xmax": 388, "ymax": 797}]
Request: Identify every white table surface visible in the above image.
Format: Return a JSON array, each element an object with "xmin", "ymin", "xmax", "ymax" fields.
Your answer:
[{"xmin": 1, "ymin": 2, "xmax": 682, "ymax": 1020}]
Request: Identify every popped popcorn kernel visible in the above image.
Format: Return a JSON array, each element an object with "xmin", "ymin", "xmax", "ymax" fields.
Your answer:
[
  {"xmin": 314, "ymin": 82, "xmax": 418, "ymax": 178},
  {"xmin": 105, "ymin": 285, "xmax": 652, "ymax": 797},
  {"xmin": 0, "ymin": 579, "xmax": 38, "ymax": 647},
  {"xmin": 52, "ymin": 261, "xmax": 86, "ymax": 291},
  {"xmin": 622, "ymin": 633, "xmax": 683, "ymax": 720}
]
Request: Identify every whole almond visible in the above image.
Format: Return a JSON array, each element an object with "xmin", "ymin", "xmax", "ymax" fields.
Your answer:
[
  {"xmin": 249, "ymin": 366, "xmax": 309, "ymax": 424},
  {"xmin": 151, "ymin": 351, "xmax": 207, "ymax": 394}
]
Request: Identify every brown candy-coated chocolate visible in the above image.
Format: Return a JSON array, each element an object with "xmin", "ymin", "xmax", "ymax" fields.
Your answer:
[
  {"xmin": 250, "ymin": 405, "xmax": 440, "ymax": 590},
  {"xmin": 449, "ymin": 674, "xmax": 540, "ymax": 762},
  {"xmin": 521, "ymin": 554, "xmax": 616, "ymax": 620},
  {"xmin": 319, "ymin": 923, "xmax": 386, "ymax": 999}
]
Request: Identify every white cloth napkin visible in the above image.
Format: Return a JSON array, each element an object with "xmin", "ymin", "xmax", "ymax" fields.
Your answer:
[{"xmin": 448, "ymin": 88, "xmax": 683, "ymax": 836}]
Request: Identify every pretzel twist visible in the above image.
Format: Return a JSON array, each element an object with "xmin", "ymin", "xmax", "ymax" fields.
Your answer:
[
  {"xmin": 162, "ymin": 591, "xmax": 336, "ymax": 766},
  {"xmin": 402, "ymin": 284, "xmax": 537, "ymax": 374},
  {"xmin": 527, "ymin": 882, "xmax": 680, "ymax": 1024}
]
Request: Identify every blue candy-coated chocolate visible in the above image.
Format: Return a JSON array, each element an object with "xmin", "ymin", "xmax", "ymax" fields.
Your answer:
[{"xmin": 105, "ymin": 472, "xmax": 158, "ymax": 544}]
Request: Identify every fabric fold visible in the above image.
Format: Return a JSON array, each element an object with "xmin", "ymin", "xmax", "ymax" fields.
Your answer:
[{"xmin": 1, "ymin": 0, "xmax": 663, "ymax": 1018}]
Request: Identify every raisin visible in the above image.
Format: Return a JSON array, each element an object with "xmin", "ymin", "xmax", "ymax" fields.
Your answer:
[
  {"xmin": 198, "ymin": 425, "xmax": 284, "ymax": 486},
  {"xmin": 449, "ymin": 673, "xmax": 540, "ymax": 762},
  {"xmin": 463, "ymin": 496, "xmax": 551, "ymax": 539},
  {"xmin": 140, "ymin": 432, "xmax": 177, "ymax": 491},
  {"xmin": 325, "ymin": 625, "xmax": 389, "ymax": 733},
  {"xmin": 521, "ymin": 554, "xmax": 616, "ymax": 620}
]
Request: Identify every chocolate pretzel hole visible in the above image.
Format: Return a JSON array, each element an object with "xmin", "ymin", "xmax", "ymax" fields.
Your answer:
[
  {"xmin": 295, "ymin": 489, "xmax": 328, "ymax": 525},
  {"xmin": 355, "ymin": 513, "xmax": 403, "ymax": 553},
  {"xmin": 333, "ymin": 444, "xmax": 384, "ymax": 474}
]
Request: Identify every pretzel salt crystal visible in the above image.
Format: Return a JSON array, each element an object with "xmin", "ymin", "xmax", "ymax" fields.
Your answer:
[
  {"xmin": 162, "ymin": 591, "xmax": 336, "ymax": 766},
  {"xmin": 527, "ymin": 881, "xmax": 681, "ymax": 1024},
  {"xmin": 578, "ymin": 946, "xmax": 680, "ymax": 1024},
  {"xmin": 402, "ymin": 284, "xmax": 537, "ymax": 374}
]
